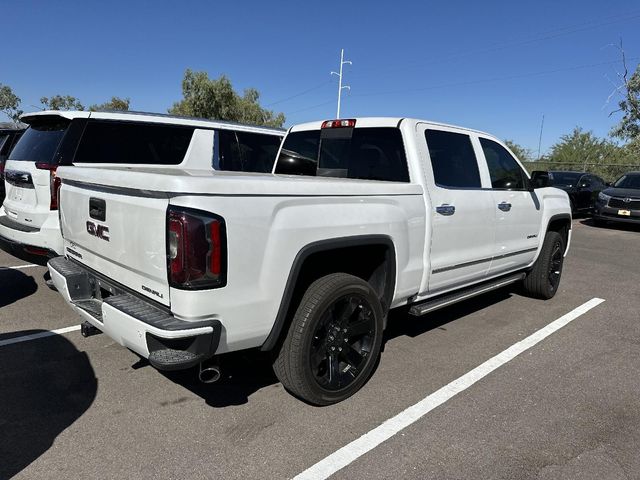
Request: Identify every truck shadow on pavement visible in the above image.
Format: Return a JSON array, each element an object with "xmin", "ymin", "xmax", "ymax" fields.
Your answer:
[
  {"xmin": 164, "ymin": 289, "xmax": 514, "ymax": 408},
  {"xmin": 0, "ymin": 268, "xmax": 38, "ymax": 308},
  {"xmin": 161, "ymin": 350, "xmax": 280, "ymax": 408},
  {"xmin": 0, "ymin": 332, "xmax": 97, "ymax": 479}
]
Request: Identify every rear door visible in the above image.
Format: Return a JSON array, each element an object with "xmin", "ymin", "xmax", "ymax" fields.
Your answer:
[
  {"xmin": 418, "ymin": 125, "xmax": 496, "ymax": 293},
  {"xmin": 478, "ymin": 137, "xmax": 542, "ymax": 275}
]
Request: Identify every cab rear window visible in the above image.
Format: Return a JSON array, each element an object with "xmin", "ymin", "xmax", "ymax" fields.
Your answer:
[
  {"xmin": 8, "ymin": 117, "xmax": 70, "ymax": 165},
  {"xmin": 74, "ymin": 120, "xmax": 194, "ymax": 165},
  {"xmin": 275, "ymin": 127, "xmax": 409, "ymax": 182}
]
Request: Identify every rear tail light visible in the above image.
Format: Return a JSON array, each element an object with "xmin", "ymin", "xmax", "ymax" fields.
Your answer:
[
  {"xmin": 167, "ymin": 206, "xmax": 226, "ymax": 289},
  {"xmin": 35, "ymin": 162, "xmax": 61, "ymax": 210},
  {"xmin": 321, "ymin": 119, "xmax": 356, "ymax": 128}
]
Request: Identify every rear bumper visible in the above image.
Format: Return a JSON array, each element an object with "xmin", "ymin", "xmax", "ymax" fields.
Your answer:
[
  {"xmin": 0, "ymin": 208, "xmax": 64, "ymax": 259},
  {"xmin": 48, "ymin": 256, "xmax": 222, "ymax": 371}
]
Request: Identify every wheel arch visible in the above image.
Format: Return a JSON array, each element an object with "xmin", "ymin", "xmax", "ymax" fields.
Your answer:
[
  {"xmin": 260, "ymin": 235, "xmax": 396, "ymax": 352},
  {"xmin": 545, "ymin": 213, "xmax": 571, "ymax": 253}
]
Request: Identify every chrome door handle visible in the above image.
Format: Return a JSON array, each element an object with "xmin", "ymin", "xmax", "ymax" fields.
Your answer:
[
  {"xmin": 498, "ymin": 202, "xmax": 512, "ymax": 212},
  {"xmin": 436, "ymin": 204, "xmax": 455, "ymax": 216}
]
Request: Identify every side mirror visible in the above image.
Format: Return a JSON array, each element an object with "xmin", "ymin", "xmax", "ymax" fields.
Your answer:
[{"xmin": 530, "ymin": 170, "xmax": 550, "ymax": 190}]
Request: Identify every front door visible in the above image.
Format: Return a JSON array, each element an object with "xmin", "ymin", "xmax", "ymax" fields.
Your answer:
[{"xmin": 477, "ymin": 137, "xmax": 542, "ymax": 276}]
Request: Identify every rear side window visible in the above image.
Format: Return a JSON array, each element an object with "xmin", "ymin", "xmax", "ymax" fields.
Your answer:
[
  {"xmin": 275, "ymin": 127, "xmax": 409, "ymax": 182},
  {"xmin": 425, "ymin": 130, "xmax": 481, "ymax": 188},
  {"xmin": 74, "ymin": 121, "xmax": 194, "ymax": 165},
  {"xmin": 480, "ymin": 138, "xmax": 528, "ymax": 190},
  {"xmin": 218, "ymin": 130, "xmax": 282, "ymax": 173},
  {"xmin": 8, "ymin": 117, "xmax": 70, "ymax": 165}
]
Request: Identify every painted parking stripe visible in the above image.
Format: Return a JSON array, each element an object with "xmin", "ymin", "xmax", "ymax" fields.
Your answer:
[
  {"xmin": 294, "ymin": 297, "xmax": 606, "ymax": 480},
  {"xmin": 0, "ymin": 325, "xmax": 81, "ymax": 347},
  {"xmin": 0, "ymin": 264, "xmax": 40, "ymax": 270}
]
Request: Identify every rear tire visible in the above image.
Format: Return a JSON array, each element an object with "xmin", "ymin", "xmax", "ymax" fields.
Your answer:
[
  {"xmin": 522, "ymin": 231, "xmax": 565, "ymax": 300},
  {"xmin": 273, "ymin": 273, "xmax": 384, "ymax": 406}
]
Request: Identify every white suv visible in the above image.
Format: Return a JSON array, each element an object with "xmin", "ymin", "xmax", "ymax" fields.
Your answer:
[{"xmin": 0, "ymin": 110, "xmax": 283, "ymax": 263}]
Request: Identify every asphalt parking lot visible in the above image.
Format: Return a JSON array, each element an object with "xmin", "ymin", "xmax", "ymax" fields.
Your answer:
[{"xmin": 1, "ymin": 218, "xmax": 639, "ymax": 480}]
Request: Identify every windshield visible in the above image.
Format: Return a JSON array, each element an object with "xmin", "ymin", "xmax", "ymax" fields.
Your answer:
[
  {"xmin": 8, "ymin": 117, "xmax": 70, "ymax": 165},
  {"xmin": 613, "ymin": 174, "xmax": 640, "ymax": 190},
  {"xmin": 549, "ymin": 171, "xmax": 581, "ymax": 186}
]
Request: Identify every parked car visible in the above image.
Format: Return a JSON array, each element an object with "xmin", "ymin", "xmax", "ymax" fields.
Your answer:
[
  {"xmin": 48, "ymin": 117, "xmax": 571, "ymax": 405},
  {"xmin": 548, "ymin": 171, "xmax": 606, "ymax": 214},
  {"xmin": 594, "ymin": 171, "xmax": 640, "ymax": 226},
  {"xmin": 0, "ymin": 127, "xmax": 25, "ymax": 204},
  {"xmin": 0, "ymin": 110, "xmax": 283, "ymax": 264}
]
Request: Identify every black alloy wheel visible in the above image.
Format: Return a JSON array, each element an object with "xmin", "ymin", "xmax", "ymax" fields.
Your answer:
[
  {"xmin": 309, "ymin": 294, "xmax": 376, "ymax": 391},
  {"xmin": 273, "ymin": 273, "xmax": 384, "ymax": 405}
]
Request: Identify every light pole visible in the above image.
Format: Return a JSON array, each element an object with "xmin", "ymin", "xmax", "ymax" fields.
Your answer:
[{"xmin": 331, "ymin": 48, "xmax": 352, "ymax": 118}]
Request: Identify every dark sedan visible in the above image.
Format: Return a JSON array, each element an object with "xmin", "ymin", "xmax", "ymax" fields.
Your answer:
[
  {"xmin": 549, "ymin": 171, "xmax": 607, "ymax": 214},
  {"xmin": 594, "ymin": 172, "xmax": 640, "ymax": 226}
]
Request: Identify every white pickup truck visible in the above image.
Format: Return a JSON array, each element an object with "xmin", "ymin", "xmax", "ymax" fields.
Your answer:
[{"xmin": 49, "ymin": 117, "xmax": 571, "ymax": 405}]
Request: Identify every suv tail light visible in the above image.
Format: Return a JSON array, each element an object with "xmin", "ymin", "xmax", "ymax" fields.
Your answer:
[
  {"xmin": 35, "ymin": 162, "xmax": 61, "ymax": 210},
  {"xmin": 167, "ymin": 206, "xmax": 226, "ymax": 289}
]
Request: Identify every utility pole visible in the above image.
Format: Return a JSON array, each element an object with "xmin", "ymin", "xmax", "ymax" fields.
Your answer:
[
  {"xmin": 331, "ymin": 48, "xmax": 352, "ymax": 118},
  {"xmin": 536, "ymin": 114, "xmax": 545, "ymax": 160}
]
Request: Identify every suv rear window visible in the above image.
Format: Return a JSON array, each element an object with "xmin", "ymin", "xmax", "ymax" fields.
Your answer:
[
  {"xmin": 218, "ymin": 130, "xmax": 283, "ymax": 173},
  {"xmin": 275, "ymin": 127, "xmax": 409, "ymax": 182},
  {"xmin": 8, "ymin": 117, "xmax": 71, "ymax": 165},
  {"xmin": 73, "ymin": 120, "xmax": 194, "ymax": 165}
]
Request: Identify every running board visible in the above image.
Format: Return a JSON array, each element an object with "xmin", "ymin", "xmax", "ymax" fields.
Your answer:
[{"xmin": 409, "ymin": 272, "xmax": 526, "ymax": 317}]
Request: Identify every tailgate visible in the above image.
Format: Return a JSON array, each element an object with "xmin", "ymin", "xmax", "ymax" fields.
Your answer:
[
  {"xmin": 60, "ymin": 182, "xmax": 170, "ymax": 306},
  {"xmin": 3, "ymin": 160, "xmax": 52, "ymax": 228}
]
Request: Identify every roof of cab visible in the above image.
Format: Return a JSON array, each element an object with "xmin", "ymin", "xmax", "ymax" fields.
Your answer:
[
  {"xmin": 19, "ymin": 110, "xmax": 286, "ymax": 134},
  {"xmin": 288, "ymin": 117, "xmax": 493, "ymax": 137}
]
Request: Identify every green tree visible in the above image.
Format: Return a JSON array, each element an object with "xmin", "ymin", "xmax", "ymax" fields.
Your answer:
[
  {"xmin": 548, "ymin": 127, "xmax": 618, "ymax": 166},
  {"xmin": 40, "ymin": 95, "xmax": 84, "ymax": 111},
  {"xmin": 0, "ymin": 84, "xmax": 23, "ymax": 124},
  {"xmin": 89, "ymin": 96, "xmax": 130, "ymax": 112},
  {"xmin": 504, "ymin": 140, "xmax": 533, "ymax": 162},
  {"xmin": 610, "ymin": 58, "xmax": 640, "ymax": 140},
  {"xmin": 169, "ymin": 69, "xmax": 285, "ymax": 127}
]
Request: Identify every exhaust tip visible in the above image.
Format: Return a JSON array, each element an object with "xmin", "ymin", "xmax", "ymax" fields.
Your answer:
[{"xmin": 198, "ymin": 365, "xmax": 221, "ymax": 384}]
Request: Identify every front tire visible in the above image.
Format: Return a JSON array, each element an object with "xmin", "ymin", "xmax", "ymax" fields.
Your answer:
[
  {"xmin": 273, "ymin": 273, "xmax": 384, "ymax": 406},
  {"xmin": 522, "ymin": 231, "xmax": 565, "ymax": 299}
]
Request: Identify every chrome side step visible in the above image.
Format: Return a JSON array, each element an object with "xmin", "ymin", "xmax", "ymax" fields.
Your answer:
[{"xmin": 409, "ymin": 272, "xmax": 526, "ymax": 317}]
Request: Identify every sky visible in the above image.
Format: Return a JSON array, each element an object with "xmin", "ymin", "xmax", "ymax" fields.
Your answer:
[{"xmin": 1, "ymin": 0, "xmax": 639, "ymax": 155}]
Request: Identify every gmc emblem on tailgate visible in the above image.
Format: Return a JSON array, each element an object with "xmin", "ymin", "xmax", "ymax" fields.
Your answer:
[{"xmin": 86, "ymin": 220, "xmax": 110, "ymax": 242}]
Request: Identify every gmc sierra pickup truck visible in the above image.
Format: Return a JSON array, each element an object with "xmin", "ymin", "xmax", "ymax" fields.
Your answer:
[{"xmin": 49, "ymin": 117, "xmax": 571, "ymax": 405}]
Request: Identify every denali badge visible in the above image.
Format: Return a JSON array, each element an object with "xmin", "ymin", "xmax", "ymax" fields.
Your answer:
[{"xmin": 86, "ymin": 220, "xmax": 110, "ymax": 241}]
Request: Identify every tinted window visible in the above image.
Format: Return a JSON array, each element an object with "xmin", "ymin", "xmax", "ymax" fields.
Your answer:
[
  {"xmin": 218, "ymin": 130, "xmax": 282, "ymax": 173},
  {"xmin": 0, "ymin": 135, "xmax": 8, "ymax": 156},
  {"xmin": 614, "ymin": 174, "xmax": 640, "ymax": 189},
  {"xmin": 425, "ymin": 130, "xmax": 481, "ymax": 188},
  {"xmin": 549, "ymin": 172, "xmax": 581, "ymax": 187},
  {"xmin": 74, "ymin": 121, "xmax": 194, "ymax": 165},
  {"xmin": 275, "ymin": 130, "xmax": 320, "ymax": 176},
  {"xmin": 275, "ymin": 127, "xmax": 409, "ymax": 182},
  {"xmin": 480, "ymin": 138, "xmax": 528, "ymax": 190},
  {"xmin": 9, "ymin": 118, "xmax": 70, "ymax": 165}
]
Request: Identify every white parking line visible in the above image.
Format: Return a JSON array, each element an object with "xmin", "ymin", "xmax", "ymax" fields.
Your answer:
[
  {"xmin": 294, "ymin": 297, "xmax": 606, "ymax": 480},
  {"xmin": 0, "ymin": 264, "xmax": 40, "ymax": 270},
  {"xmin": 0, "ymin": 325, "xmax": 82, "ymax": 347}
]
